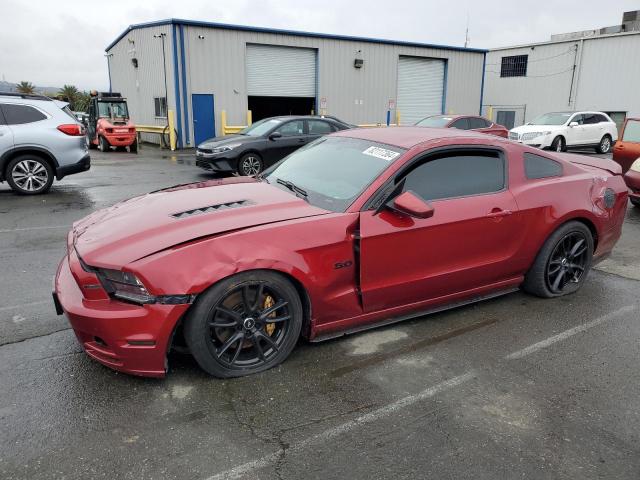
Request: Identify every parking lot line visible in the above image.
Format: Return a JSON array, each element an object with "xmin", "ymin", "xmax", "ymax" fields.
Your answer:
[
  {"xmin": 505, "ymin": 305, "xmax": 635, "ymax": 360},
  {"xmin": 0, "ymin": 225, "xmax": 70, "ymax": 233},
  {"xmin": 205, "ymin": 371, "xmax": 477, "ymax": 480}
]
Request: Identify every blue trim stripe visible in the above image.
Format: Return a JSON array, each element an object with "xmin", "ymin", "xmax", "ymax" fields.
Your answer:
[
  {"xmin": 441, "ymin": 60, "xmax": 448, "ymax": 114},
  {"xmin": 171, "ymin": 24, "xmax": 183, "ymax": 148},
  {"xmin": 479, "ymin": 52, "xmax": 486, "ymax": 115},
  {"xmin": 106, "ymin": 18, "xmax": 487, "ymax": 54},
  {"xmin": 179, "ymin": 25, "xmax": 190, "ymax": 146}
]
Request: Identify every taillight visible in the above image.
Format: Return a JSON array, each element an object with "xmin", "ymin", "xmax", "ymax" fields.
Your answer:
[{"xmin": 57, "ymin": 124, "xmax": 85, "ymax": 136}]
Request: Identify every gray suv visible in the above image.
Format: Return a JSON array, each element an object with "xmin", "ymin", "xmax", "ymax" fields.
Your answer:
[{"xmin": 0, "ymin": 93, "xmax": 90, "ymax": 194}]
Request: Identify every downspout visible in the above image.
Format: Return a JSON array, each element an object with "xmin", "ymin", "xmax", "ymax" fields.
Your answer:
[
  {"xmin": 572, "ymin": 39, "xmax": 585, "ymax": 109},
  {"xmin": 171, "ymin": 23, "xmax": 183, "ymax": 148},
  {"xmin": 568, "ymin": 40, "xmax": 584, "ymax": 108},
  {"xmin": 479, "ymin": 52, "xmax": 486, "ymax": 115}
]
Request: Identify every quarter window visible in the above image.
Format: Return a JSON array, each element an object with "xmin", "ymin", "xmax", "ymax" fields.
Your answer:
[
  {"xmin": 1, "ymin": 104, "xmax": 47, "ymax": 125},
  {"xmin": 401, "ymin": 151, "xmax": 505, "ymax": 201},
  {"xmin": 450, "ymin": 118, "xmax": 470, "ymax": 130},
  {"xmin": 524, "ymin": 153, "xmax": 563, "ymax": 179},
  {"xmin": 468, "ymin": 117, "xmax": 490, "ymax": 129},
  {"xmin": 500, "ymin": 55, "xmax": 528, "ymax": 77}
]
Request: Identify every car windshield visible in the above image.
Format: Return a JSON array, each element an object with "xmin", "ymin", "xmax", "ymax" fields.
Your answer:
[
  {"xmin": 98, "ymin": 102, "xmax": 129, "ymax": 118},
  {"xmin": 415, "ymin": 116, "xmax": 453, "ymax": 127},
  {"xmin": 239, "ymin": 118, "xmax": 282, "ymax": 136},
  {"xmin": 529, "ymin": 113, "xmax": 572, "ymax": 125},
  {"xmin": 263, "ymin": 136, "xmax": 405, "ymax": 212}
]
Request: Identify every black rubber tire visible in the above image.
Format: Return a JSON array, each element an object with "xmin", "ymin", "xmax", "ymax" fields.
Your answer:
[
  {"xmin": 98, "ymin": 136, "xmax": 110, "ymax": 152},
  {"xmin": 596, "ymin": 135, "xmax": 612, "ymax": 154},
  {"xmin": 87, "ymin": 135, "xmax": 97, "ymax": 150},
  {"xmin": 5, "ymin": 154, "xmax": 54, "ymax": 195},
  {"xmin": 630, "ymin": 197, "xmax": 640, "ymax": 208},
  {"xmin": 184, "ymin": 271, "xmax": 303, "ymax": 378},
  {"xmin": 550, "ymin": 136, "xmax": 565, "ymax": 152},
  {"xmin": 129, "ymin": 138, "xmax": 138, "ymax": 154},
  {"xmin": 522, "ymin": 221, "xmax": 594, "ymax": 298},
  {"xmin": 237, "ymin": 153, "xmax": 263, "ymax": 176}
]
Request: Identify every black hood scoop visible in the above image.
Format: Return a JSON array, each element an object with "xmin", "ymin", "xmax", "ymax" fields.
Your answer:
[{"xmin": 171, "ymin": 200, "xmax": 254, "ymax": 219}]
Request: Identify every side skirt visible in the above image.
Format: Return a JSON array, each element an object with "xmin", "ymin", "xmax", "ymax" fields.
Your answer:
[{"xmin": 310, "ymin": 285, "xmax": 520, "ymax": 343}]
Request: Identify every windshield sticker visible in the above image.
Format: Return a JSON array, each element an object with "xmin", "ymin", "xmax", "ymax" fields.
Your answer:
[{"xmin": 362, "ymin": 146, "xmax": 400, "ymax": 161}]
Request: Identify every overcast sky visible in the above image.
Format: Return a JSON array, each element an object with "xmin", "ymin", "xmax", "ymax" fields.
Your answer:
[{"xmin": 1, "ymin": 0, "xmax": 637, "ymax": 91}]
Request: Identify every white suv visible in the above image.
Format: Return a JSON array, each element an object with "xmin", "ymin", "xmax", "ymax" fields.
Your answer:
[{"xmin": 508, "ymin": 111, "xmax": 618, "ymax": 154}]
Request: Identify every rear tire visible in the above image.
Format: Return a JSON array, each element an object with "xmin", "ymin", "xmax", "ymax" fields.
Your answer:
[
  {"xmin": 98, "ymin": 136, "xmax": 110, "ymax": 152},
  {"xmin": 184, "ymin": 271, "xmax": 303, "ymax": 378},
  {"xmin": 551, "ymin": 136, "xmax": 565, "ymax": 152},
  {"xmin": 6, "ymin": 155, "xmax": 54, "ymax": 195},
  {"xmin": 522, "ymin": 221, "xmax": 593, "ymax": 298},
  {"xmin": 596, "ymin": 135, "xmax": 612, "ymax": 154},
  {"xmin": 129, "ymin": 138, "xmax": 138, "ymax": 154},
  {"xmin": 87, "ymin": 136, "xmax": 97, "ymax": 149}
]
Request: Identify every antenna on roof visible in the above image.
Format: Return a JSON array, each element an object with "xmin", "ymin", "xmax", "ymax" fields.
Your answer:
[{"xmin": 464, "ymin": 13, "xmax": 470, "ymax": 48}]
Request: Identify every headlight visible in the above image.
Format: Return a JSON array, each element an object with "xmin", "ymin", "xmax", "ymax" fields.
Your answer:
[
  {"xmin": 631, "ymin": 158, "xmax": 640, "ymax": 173},
  {"xmin": 212, "ymin": 144, "xmax": 239, "ymax": 153},
  {"xmin": 542, "ymin": 131, "xmax": 552, "ymax": 136},
  {"xmin": 96, "ymin": 268, "xmax": 155, "ymax": 304}
]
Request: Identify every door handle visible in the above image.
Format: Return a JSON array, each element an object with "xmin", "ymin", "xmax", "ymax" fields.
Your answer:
[{"xmin": 486, "ymin": 209, "xmax": 512, "ymax": 218}]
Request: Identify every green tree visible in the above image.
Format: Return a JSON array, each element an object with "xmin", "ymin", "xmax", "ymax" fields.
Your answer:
[
  {"xmin": 16, "ymin": 81, "xmax": 35, "ymax": 94},
  {"xmin": 74, "ymin": 91, "xmax": 91, "ymax": 112},
  {"xmin": 58, "ymin": 84, "xmax": 79, "ymax": 109}
]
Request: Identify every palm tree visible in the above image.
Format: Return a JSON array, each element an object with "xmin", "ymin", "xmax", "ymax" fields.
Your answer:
[
  {"xmin": 58, "ymin": 84, "xmax": 79, "ymax": 109},
  {"xmin": 16, "ymin": 81, "xmax": 35, "ymax": 94}
]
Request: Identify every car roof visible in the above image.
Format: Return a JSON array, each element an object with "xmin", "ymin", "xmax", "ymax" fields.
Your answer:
[
  {"xmin": 332, "ymin": 126, "xmax": 498, "ymax": 149},
  {"xmin": 0, "ymin": 92, "xmax": 53, "ymax": 103}
]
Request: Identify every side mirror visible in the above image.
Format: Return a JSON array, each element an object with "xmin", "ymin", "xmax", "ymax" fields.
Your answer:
[
  {"xmin": 269, "ymin": 132, "xmax": 282, "ymax": 140},
  {"xmin": 392, "ymin": 191, "xmax": 434, "ymax": 219},
  {"xmin": 569, "ymin": 121, "xmax": 579, "ymax": 127}
]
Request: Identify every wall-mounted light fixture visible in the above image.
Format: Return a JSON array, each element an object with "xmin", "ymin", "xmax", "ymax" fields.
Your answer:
[
  {"xmin": 131, "ymin": 58, "xmax": 139, "ymax": 68},
  {"xmin": 354, "ymin": 49, "xmax": 364, "ymax": 69},
  {"xmin": 198, "ymin": 35, "xmax": 205, "ymax": 39}
]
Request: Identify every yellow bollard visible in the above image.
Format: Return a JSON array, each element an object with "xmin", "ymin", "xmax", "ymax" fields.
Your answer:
[
  {"xmin": 247, "ymin": 110, "xmax": 252, "ymax": 126},
  {"xmin": 487, "ymin": 106, "xmax": 493, "ymax": 122},
  {"xmin": 395, "ymin": 110, "xmax": 401, "ymax": 126},
  {"xmin": 221, "ymin": 110, "xmax": 228, "ymax": 135},
  {"xmin": 168, "ymin": 109, "xmax": 177, "ymax": 151}
]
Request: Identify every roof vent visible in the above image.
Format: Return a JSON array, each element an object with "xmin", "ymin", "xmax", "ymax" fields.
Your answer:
[{"xmin": 171, "ymin": 200, "xmax": 253, "ymax": 219}]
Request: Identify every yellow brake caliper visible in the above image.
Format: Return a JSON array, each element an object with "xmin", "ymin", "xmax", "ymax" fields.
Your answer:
[{"xmin": 263, "ymin": 295, "xmax": 276, "ymax": 336}]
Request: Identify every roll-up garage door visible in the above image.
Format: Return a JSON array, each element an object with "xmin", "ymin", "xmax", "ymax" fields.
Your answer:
[
  {"xmin": 246, "ymin": 44, "xmax": 316, "ymax": 97},
  {"xmin": 397, "ymin": 56, "xmax": 445, "ymax": 125}
]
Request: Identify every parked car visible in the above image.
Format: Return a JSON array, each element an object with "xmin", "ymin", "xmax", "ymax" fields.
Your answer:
[
  {"xmin": 509, "ymin": 111, "xmax": 617, "ymax": 153},
  {"xmin": 0, "ymin": 93, "xmax": 90, "ymax": 194},
  {"xmin": 53, "ymin": 127, "xmax": 628, "ymax": 378},
  {"xmin": 416, "ymin": 114, "xmax": 508, "ymax": 137},
  {"xmin": 195, "ymin": 115, "xmax": 350, "ymax": 176}
]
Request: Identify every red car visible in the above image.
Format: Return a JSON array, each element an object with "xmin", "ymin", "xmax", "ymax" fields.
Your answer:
[
  {"xmin": 416, "ymin": 114, "xmax": 509, "ymax": 137},
  {"xmin": 612, "ymin": 117, "xmax": 640, "ymax": 207},
  {"xmin": 53, "ymin": 127, "xmax": 628, "ymax": 378}
]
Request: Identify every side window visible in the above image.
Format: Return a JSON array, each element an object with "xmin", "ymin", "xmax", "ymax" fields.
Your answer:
[
  {"xmin": 154, "ymin": 97, "xmax": 167, "ymax": 118},
  {"xmin": 401, "ymin": 151, "xmax": 505, "ymax": 201},
  {"xmin": 1, "ymin": 104, "xmax": 47, "ymax": 125},
  {"xmin": 524, "ymin": 153, "xmax": 563, "ymax": 179},
  {"xmin": 596, "ymin": 114, "xmax": 609, "ymax": 123},
  {"xmin": 570, "ymin": 114, "xmax": 584, "ymax": 125},
  {"xmin": 308, "ymin": 120, "xmax": 333, "ymax": 135},
  {"xmin": 468, "ymin": 117, "xmax": 489, "ymax": 129},
  {"xmin": 583, "ymin": 114, "xmax": 599, "ymax": 125},
  {"xmin": 275, "ymin": 120, "xmax": 304, "ymax": 136},
  {"xmin": 450, "ymin": 118, "xmax": 470, "ymax": 130},
  {"xmin": 0, "ymin": 103, "xmax": 6, "ymax": 125}
]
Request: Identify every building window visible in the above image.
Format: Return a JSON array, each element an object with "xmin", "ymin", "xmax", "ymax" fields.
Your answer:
[
  {"xmin": 154, "ymin": 97, "xmax": 167, "ymax": 118},
  {"xmin": 500, "ymin": 55, "xmax": 528, "ymax": 77}
]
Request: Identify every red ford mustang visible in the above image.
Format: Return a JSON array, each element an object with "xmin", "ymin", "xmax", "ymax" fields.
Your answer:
[
  {"xmin": 416, "ymin": 114, "xmax": 509, "ymax": 138},
  {"xmin": 53, "ymin": 127, "xmax": 628, "ymax": 378}
]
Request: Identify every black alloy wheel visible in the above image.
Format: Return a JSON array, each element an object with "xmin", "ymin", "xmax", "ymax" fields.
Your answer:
[
  {"xmin": 185, "ymin": 271, "xmax": 302, "ymax": 377},
  {"xmin": 545, "ymin": 232, "xmax": 589, "ymax": 294}
]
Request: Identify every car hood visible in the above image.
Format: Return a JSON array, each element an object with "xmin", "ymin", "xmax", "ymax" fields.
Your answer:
[
  {"xmin": 198, "ymin": 134, "xmax": 259, "ymax": 149},
  {"xmin": 73, "ymin": 178, "xmax": 329, "ymax": 267},
  {"xmin": 510, "ymin": 124, "xmax": 564, "ymax": 134}
]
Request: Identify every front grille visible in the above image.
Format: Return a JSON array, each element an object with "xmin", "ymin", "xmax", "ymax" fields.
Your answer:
[
  {"xmin": 508, "ymin": 132, "xmax": 519, "ymax": 141},
  {"xmin": 197, "ymin": 148, "xmax": 213, "ymax": 154},
  {"xmin": 521, "ymin": 132, "xmax": 543, "ymax": 141},
  {"xmin": 171, "ymin": 200, "xmax": 254, "ymax": 219},
  {"xmin": 196, "ymin": 159, "xmax": 212, "ymax": 170}
]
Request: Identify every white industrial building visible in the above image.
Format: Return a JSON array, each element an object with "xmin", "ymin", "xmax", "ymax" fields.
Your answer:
[
  {"xmin": 482, "ymin": 10, "xmax": 640, "ymax": 130},
  {"xmin": 105, "ymin": 19, "xmax": 487, "ymax": 148}
]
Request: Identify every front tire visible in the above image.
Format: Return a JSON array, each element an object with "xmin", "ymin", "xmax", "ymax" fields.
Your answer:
[
  {"xmin": 6, "ymin": 155, "xmax": 54, "ymax": 195},
  {"xmin": 630, "ymin": 197, "xmax": 640, "ymax": 208},
  {"xmin": 551, "ymin": 136, "xmax": 565, "ymax": 152},
  {"xmin": 184, "ymin": 271, "xmax": 303, "ymax": 378},
  {"xmin": 237, "ymin": 153, "xmax": 263, "ymax": 176},
  {"xmin": 129, "ymin": 138, "xmax": 138, "ymax": 153},
  {"xmin": 522, "ymin": 221, "xmax": 593, "ymax": 298},
  {"xmin": 98, "ymin": 136, "xmax": 110, "ymax": 152},
  {"xmin": 596, "ymin": 135, "xmax": 612, "ymax": 154}
]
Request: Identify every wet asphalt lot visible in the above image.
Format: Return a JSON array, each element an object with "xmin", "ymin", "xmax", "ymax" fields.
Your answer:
[{"xmin": 1, "ymin": 146, "xmax": 639, "ymax": 479}]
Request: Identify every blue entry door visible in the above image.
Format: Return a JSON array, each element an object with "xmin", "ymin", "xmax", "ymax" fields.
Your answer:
[{"xmin": 191, "ymin": 94, "xmax": 215, "ymax": 146}]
